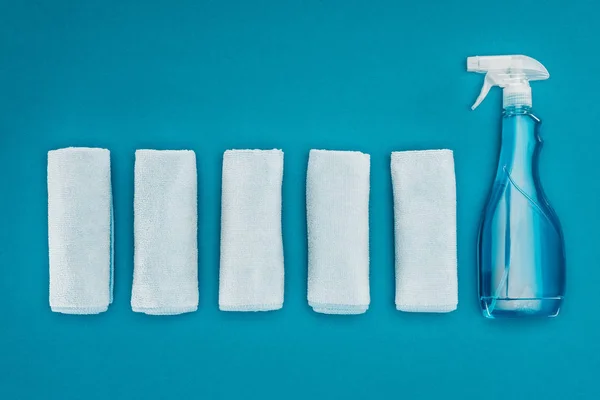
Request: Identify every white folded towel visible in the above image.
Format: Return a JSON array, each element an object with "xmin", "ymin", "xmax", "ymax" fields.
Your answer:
[
  {"xmin": 131, "ymin": 150, "xmax": 198, "ymax": 315},
  {"xmin": 391, "ymin": 150, "xmax": 458, "ymax": 312},
  {"xmin": 219, "ymin": 149, "xmax": 285, "ymax": 311},
  {"xmin": 48, "ymin": 147, "xmax": 113, "ymax": 314},
  {"xmin": 306, "ymin": 150, "xmax": 371, "ymax": 314}
]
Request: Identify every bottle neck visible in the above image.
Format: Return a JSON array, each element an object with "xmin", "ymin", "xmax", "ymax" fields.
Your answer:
[
  {"xmin": 498, "ymin": 106, "xmax": 541, "ymax": 191},
  {"xmin": 502, "ymin": 105, "xmax": 537, "ymax": 117}
]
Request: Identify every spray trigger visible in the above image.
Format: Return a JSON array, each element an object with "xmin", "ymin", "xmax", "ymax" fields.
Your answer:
[{"xmin": 467, "ymin": 55, "xmax": 549, "ymax": 109}]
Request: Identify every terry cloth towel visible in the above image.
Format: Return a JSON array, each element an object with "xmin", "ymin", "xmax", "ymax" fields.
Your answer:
[
  {"xmin": 131, "ymin": 150, "xmax": 198, "ymax": 315},
  {"xmin": 391, "ymin": 150, "xmax": 458, "ymax": 312},
  {"xmin": 306, "ymin": 150, "xmax": 370, "ymax": 314},
  {"xmin": 48, "ymin": 147, "xmax": 113, "ymax": 314},
  {"xmin": 219, "ymin": 149, "xmax": 284, "ymax": 311}
]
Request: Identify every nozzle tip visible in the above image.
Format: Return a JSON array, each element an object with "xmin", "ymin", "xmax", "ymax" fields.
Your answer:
[{"xmin": 467, "ymin": 56, "xmax": 479, "ymax": 72}]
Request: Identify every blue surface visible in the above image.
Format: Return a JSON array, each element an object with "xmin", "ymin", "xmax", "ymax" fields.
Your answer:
[{"xmin": 1, "ymin": 1, "xmax": 598, "ymax": 399}]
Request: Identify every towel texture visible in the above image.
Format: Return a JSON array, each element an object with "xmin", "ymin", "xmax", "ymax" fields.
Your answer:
[
  {"xmin": 131, "ymin": 150, "xmax": 198, "ymax": 315},
  {"xmin": 219, "ymin": 149, "xmax": 284, "ymax": 311},
  {"xmin": 307, "ymin": 150, "xmax": 370, "ymax": 314},
  {"xmin": 391, "ymin": 150, "xmax": 458, "ymax": 312},
  {"xmin": 48, "ymin": 147, "xmax": 113, "ymax": 314}
]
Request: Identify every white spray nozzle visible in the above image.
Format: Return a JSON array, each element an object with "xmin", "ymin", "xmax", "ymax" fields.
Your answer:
[{"xmin": 467, "ymin": 55, "xmax": 549, "ymax": 110}]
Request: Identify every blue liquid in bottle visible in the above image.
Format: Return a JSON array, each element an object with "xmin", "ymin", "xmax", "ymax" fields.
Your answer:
[{"xmin": 478, "ymin": 106, "xmax": 566, "ymax": 318}]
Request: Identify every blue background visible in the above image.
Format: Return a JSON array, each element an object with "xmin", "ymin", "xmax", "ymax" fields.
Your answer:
[{"xmin": 1, "ymin": 1, "xmax": 598, "ymax": 399}]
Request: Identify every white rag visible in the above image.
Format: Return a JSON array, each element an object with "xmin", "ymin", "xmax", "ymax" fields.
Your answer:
[
  {"xmin": 131, "ymin": 150, "xmax": 198, "ymax": 315},
  {"xmin": 306, "ymin": 150, "xmax": 370, "ymax": 314},
  {"xmin": 48, "ymin": 147, "xmax": 113, "ymax": 314},
  {"xmin": 219, "ymin": 149, "xmax": 284, "ymax": 311},
  {"xmin": 391, "ymin": 150, "xmax": 458, "ymax": 312}
]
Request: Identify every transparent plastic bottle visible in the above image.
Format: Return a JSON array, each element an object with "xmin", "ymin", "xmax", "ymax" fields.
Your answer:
[{"xmin": 478, "ymin": 105, "xmax": 565, "ymax": 318}]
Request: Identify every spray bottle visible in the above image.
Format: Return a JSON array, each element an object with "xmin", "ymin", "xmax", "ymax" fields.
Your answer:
[{"xmin": 468, "ymin": 55, "xmax": 565, "ymax": 318}]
